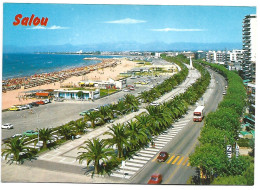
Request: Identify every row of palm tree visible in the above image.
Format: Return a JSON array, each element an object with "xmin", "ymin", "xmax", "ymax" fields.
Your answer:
[
  {"xmin": 76, "ymin": 56, "xmax": 212, "ymax": 175},
  {"xmin": 139, "ymin": 55, "xmax": 189, "ymax": 103}
]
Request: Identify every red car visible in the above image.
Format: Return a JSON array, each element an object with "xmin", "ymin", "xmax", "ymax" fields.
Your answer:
[
  {"xmin": 148, "ymin": 173, "xmax": 162, "ymax": 184},
  {"xmin": 36, "ymin": 101, "xmax": 45, "ymax": 105},
  {"xmin": 157, "ymin": 151, "xmax": 169, "ymax": 162}
]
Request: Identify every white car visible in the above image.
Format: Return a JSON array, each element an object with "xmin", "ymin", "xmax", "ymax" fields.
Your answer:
[
  {"xmin": 16, "ymin": 106, "xmax": 24, "ymax": 110},
  {"xmin": 150, "ymin": 102, "xmax": 160, "ymax": 106},
  {"xmin": 123, "ymin": 89, "xmax": 130, "ymax": 92},
  {"xmin": 2, "ymin": 123, "xmax": 14, "ymax": 129},
  {"xmin": 12, "ymin": 134, "xmax": 22, "ymax": 138},
  {"xmin": 21, "ymin": 105, "xmax": 29, "ymax": 109},
  {"xmin": 93, "ymin": 108, "xmax": 100, "ymax": 111},
  {"xmin": 26, "ymin": 104, "xmax": 33, "ymax": 109}
]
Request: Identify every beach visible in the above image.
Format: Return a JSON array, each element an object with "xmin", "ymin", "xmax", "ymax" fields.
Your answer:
[{"xmin": 2, "ymin": 58, "xmax": 137, "ymax": 110}]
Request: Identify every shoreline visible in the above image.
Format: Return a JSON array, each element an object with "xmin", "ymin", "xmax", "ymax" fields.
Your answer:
[{"xmin": 2, "ymin": 58, "xmax": 137, "ymax": 110}]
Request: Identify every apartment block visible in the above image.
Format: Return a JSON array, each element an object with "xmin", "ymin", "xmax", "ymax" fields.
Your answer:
[{"xmin": 242, "ymin": 14, "xmax": 257, "ymax": 81}]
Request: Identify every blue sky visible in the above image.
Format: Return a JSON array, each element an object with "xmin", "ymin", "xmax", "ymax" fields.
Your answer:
[{"xmin": 3, "ymin": 3, "xmax": 256, "ymax": 48}]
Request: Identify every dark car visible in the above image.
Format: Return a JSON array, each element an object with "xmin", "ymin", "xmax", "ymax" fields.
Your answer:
[
  {"xmin": 157, "ymin": 151, "xmax": 169, "ymax": 162},
  {"xmin": 148, "ymin": 173, "xmax": 162, "ymax": 184},
  {"xmin": 31, "ymin": 102, "xmax": 39, "ymax": 107}
]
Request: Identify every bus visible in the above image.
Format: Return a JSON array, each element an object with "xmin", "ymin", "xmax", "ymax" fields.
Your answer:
[{"xmin": 193, "ymin": 106, "xmax": 205, "ymax": 122}]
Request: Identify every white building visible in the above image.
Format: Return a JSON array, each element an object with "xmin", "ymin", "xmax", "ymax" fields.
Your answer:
[
  {"xmin": 242, "ymin": 14, "xmax": 257, "ymax": 81},
  {"xmin": 155, "ymin": 52, "xmax": 161, "ymax": 58},
  {"xmin": 53, "ymin": 89, "xmax": 100, "ymax": 100},
  {"xmin": 79, "ymin": 78, "xmax": 127, "ymax": 89},
  {"xmin": 205, "ymin": 50, "xmax": 226, "ymax": 64}
]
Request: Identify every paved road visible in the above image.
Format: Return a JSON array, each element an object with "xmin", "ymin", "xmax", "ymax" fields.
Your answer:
[
  {"xmin": 128, "ymin": 69, "xmax": 227, "ymax": 184},
  {"xmin": 1, "ymin": 72, "xmax": 171, "ymax": 140}
]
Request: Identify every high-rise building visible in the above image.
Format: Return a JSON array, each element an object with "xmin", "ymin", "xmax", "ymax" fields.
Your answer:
[{"xmin": 242, "ymin": 14, "xmax": 257, "ymax": 81}]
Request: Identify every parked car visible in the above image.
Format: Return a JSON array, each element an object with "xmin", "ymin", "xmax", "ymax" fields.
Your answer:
[
  {"xmin": 129, "ymin": 87, "xmax": 135, "ymax": 91},
  {"xmin": 93, "ymin": 107, "xmax": 100, "ymax": 111},
  {"xmin": 26, "ymin": 104, "xmax": 33, "ymax": 109},
  {"xmin": 79, "ymin": 110, "xmax": 88, "ymax": 116},
  {"xmin": 2, "ymin": 123, "xmax": 14, "ymax": 129},
  {"xmin": 44, "ymin": 99, "xmax": 49, "ymax": 104},
  {"xmin": 222, "ymin": 91, "xmax": 227, "ymax": 95},
  {"xmin": 79, "ymin": 109, "xmax": 94, "ymax": 116},
  {"xmin": 36, "ymin": 101, "xmax": 45, "ymax": 105},
  {"xmin": 16, "ymin": 106, "xmax": 25, "ymax": 110},
  {"xmin": 123, "ymin": 89, "xmax": 130, "ymax": 92},
  {"xmin": 23, "ymin": 130, "xmax": 38, "ymax": 136},
  {"xmin": 55, "ymin": 98, "xmax": 64, "ymax": 102},
  {"xmin": 157, "ymin": 151, "xmax": 169, "ymax": 162},
  {"xmin": 21, "ymin": 105, "xmax": 29, "ymax": 109},
  {"xmin": 31, "ymin": 102, "xmax": 39, "ymax": 107},
  {"xmin": 12, "ymin": 134, "xmax": 22, "ymax": 138},
  {"xmin": 8, "ymin": 106, "xmax": 20, "ymax": 111},
  {"xmin": 150, "ymin": 102, "xmax": 160, "ymax": 106},
  {"xmin": 148, "ymin": 173, "xmax": 162, "ymax": 184}
]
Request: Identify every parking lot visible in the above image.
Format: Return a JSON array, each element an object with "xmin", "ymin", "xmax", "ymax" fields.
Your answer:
[{"xmin": 1, "ymin": 67, "xmax": 172, "ymax": 140}]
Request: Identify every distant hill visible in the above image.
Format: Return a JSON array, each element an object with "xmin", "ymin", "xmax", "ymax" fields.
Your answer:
[{"xmin": 3, "ymin": 41, "xmax": 242, "ymax": 53}]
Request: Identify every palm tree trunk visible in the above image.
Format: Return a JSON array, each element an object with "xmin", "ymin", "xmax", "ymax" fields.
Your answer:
[
  {"xmin": 94, "ymin": 160, "xmax": 99, "ymax": 174},
  {"xmin": 118, "ymin": 144, "xmax": 122, "ymax": 158}
]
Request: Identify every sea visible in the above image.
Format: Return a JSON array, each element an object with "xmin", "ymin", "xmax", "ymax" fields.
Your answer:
[{"xmin": 2, "ymin": 53, "xmax": 120, "ymax": 80}]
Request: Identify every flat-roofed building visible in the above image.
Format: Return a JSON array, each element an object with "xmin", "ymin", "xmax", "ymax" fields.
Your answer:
[{"xmin": 53, "ymin": 89, "xmax": 100, "ymax": 100}]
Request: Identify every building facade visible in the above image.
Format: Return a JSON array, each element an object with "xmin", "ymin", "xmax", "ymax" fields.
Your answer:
[
  {"xmin": 242, "ymin": 14, "xmax": 257, "ymax": 81},
  {"xmin": 53, "ymin": 89, "xmax": 100, "ymax": 100}
]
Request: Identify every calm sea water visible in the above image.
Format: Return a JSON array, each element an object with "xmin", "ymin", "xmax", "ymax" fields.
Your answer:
[{"xmin": 2, "ymin": 54, "xmax": 119, "ymax": 80}]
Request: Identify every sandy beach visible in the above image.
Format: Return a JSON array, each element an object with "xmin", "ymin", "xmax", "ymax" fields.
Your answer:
[{"xmin": 2, "ymin": 58, "xmax": 137, "ymax": 110}]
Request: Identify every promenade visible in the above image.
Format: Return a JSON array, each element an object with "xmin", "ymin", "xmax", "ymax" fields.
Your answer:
[{"xmin": 2, "ymin": 66, "xmax": 201, "ymax": 183}]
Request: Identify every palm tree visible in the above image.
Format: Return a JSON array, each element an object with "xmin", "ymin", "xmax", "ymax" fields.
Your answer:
[
  {"xmin": 77, "ymin": 138, "xmax": 115, "ymax": 174},
  {"xmin": 1, "ymin": 137, "xmax": 34, "ymax": 164},
  {"xmin": 146, "ymin": 105, "xmax": 172, "ymax": 134},
  {"xmin": 58, "ymin": 124, "xmax": 75, "ymax": 140},
  {"xmin": 116, "ymin": 100, "xmax": 127, "ymax": 114},
  {"xmin": 84, "ymin": 111, "xmax": 101, "ymax": 128},
  {"xmin": 99, "ymin": 106, "xmax": 113, "ymax": 122},
  {"xmin": 139, "ymin": 91, "xmax": 151, "ymax": 103},
  {"xmin": 38, "ymin": 128, "xmax": 53, "ymax": 149},
  {"xmin": 124, "ymin": 94, "xmax": 140, "ymax": 112},
  {"xmin": 73, "ymin": 120, "xmax": 86, "ymax": 134},
  {"xmin": 103, "ymin": 123, "xmax": 129, "ymax": 158},
  {"xmin": 135, "ymin": 114, "xmax": 153, "ymax": 141},
  {"xmin": 126, "ymin": 121, "xmax": 150, "ymax": 149}
]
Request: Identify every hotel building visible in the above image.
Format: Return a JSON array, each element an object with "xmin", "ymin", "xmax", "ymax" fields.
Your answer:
[{"xmin": 242, "ymin": 14, "xmax": 257, "ymax": 81}]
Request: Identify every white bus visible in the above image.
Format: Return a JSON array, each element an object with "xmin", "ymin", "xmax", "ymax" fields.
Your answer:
[{"xmin": 193, "ymin": 106, "xmax": 205, "ymax": 122}]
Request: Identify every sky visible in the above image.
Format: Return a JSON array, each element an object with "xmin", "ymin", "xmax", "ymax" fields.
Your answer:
[{"xmin": 3, "ymin": 3, "xmax": 256, "ymax": 49}]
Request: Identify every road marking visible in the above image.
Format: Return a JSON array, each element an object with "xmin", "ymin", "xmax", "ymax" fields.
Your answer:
[
  {"xmin": 125, "ymin": 162, "xmax": 143, "ymax": 167},
  {"xmin": 145, "ymin": 148, "xmax": 160, "ymax": 152},
  {"xmin": 167, "ymin": 155, "xmax": 175, "ymax": 164},
  {"xmin": 139, "ymin": 150, "xmax": 157, "ymax": 154},
  {"xmin": 133, "ymin": 156, "xmax": 151, "ymax": 160},
  {"xmin": 177, "ymin": 156, "xmax": 184, "ymax": 165},
  {"xmin": 182, "ymin": 157, "xmax": 189, "ymax": 166},
  {"xmin": 137, "ymin": 153, "xmax": 155, "ymax": 158},
  {"xmin": 172, "ymin": 155, "xmax": 180, "ymax": 164},
  {"xmin": 128, "ymin": 159, "xmax": 147, "ymax": 164}
]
